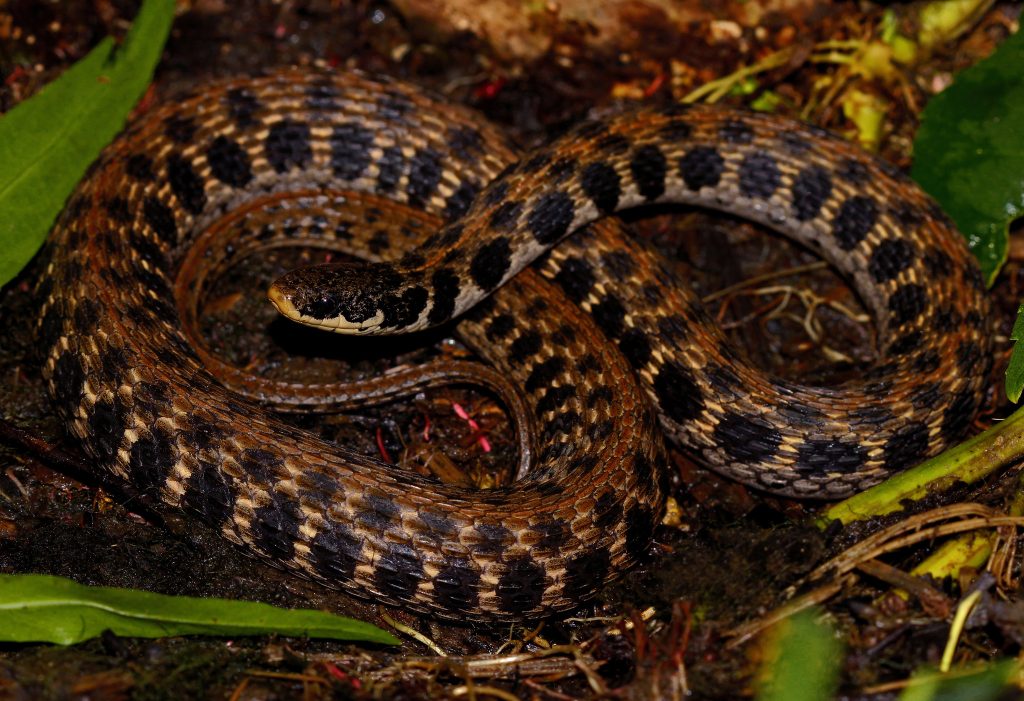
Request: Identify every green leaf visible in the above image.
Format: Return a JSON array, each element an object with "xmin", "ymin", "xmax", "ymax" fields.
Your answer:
[
  {"xmin": 756, "ymin": 609, "xmax": 842, "ymax": 701},
  {"xmin": 0, "ymin": 574, "xmax": 400, "ymax": 646},
  {"xmin": 911, "ymin": 29, "xmax": 1024, "ymax": 286},
  {"xmin": 0, "ymin": 0, "xmax": 175, "ymax": 287},
  {"xmin": 1006, "ymin": 304, "xmax": 1024, "ymax": 403},
  {"xmin": 898, "ymin": 661, "xmax": 1019, "ymax": 701}
]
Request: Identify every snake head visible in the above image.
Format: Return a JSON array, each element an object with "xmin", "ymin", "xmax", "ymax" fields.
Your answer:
[{"xmin": 269, "ymin": 262, "xmax": 405, "ymax": 334}]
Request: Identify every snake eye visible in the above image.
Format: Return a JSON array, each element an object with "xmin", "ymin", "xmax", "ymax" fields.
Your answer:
[{"xmin": 269, "ymin": 262, "xmax": 400, "ymax": 332}]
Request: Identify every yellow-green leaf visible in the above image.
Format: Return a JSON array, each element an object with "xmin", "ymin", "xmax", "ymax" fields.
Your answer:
[
  {"xmin": 756, "ymin": 609, "xmax": 842, "ymax": 701},
  {"xmin": 0, "ymin": 0, "xmax": 175, "ymax": 286},
  {"xmin": 0, "ymin": 574, "xmax": 399, "ymax": 646}
]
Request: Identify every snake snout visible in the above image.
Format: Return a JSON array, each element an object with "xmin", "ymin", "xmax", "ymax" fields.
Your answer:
[{"xmin": 268, "ymin": 262, "xmax": 400, "ymax": 333}]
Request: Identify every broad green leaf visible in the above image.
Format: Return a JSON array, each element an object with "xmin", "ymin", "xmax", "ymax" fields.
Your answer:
[
  {"xmin": 756, "ymin": 609, "xmax": 842, "ymax": 701},
  {"xmin": 911, "ymin": 29, "xmax": 1024, "ymax": 286},
  {"xmin": 0, "ymin": 574, "xmax": 400, "ymax": 646},
  {"xmin": 898, "ymin": 661, "xmax": 1019, "ymax": 701},
  {"xmin": 0, "ymin": 0, "xmax": 175, "ymax": 287},
  {"xmin": 1006, "ymin": 304, "xmax": 1024, "ymax": 402}
]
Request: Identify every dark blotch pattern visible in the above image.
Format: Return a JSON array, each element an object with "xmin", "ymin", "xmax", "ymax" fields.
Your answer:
[
  {"xmin": 832, "ymin": 195, "xmax": 878, "ymax": 250},
  {"xmin": 630, "ymin": 144, "xmax": 668, "ymax": 201},
  {"xmin": 536, "ymin": 385, "xmax": 575, "ymax": 416},
  {"xmin": 596, "ymin": 133, "xmax": 630, "ymax": 154},
  {"xmin": 581, "ymin": 162, "xmax": 621, "ymax": 213},
  {"xmin": 601, "ymin": 250, "xmax": 634, "ymax": 280},
  {"xmin": 495, "ymin": 557, "xmax": 545, "ymax": 614},
  {"xmin": 376, "ymin": 146, "xmax": 404, "ymax": 192},
  {"xmin": 331, "ymin": 122, "xmax": 374, "ymax": 179},
  {"xmin": 619, "ymin": 328, "xmax": 652, "ymax": 368},
  {"xmin": 489, "ymin": 200, "xmax": 523, "ymax": 231},
  {"xmin": 530, "ymin": 519, "xmax": 570, "ymax": 551},
  {"xmin": 549, "ymin": 157, "xmax": 577, "ymax": 183},
  {"xmin": 265, "ymin": 120, "xmax": 312, "ymax": 173},
  {"xmin": 143, "ymin": 197, "xmax": 177, "ymax": 244},
  {"xmin": 552, "ymin": 257, "xmax": 595, "ymax": 304},
  {"xmin": 252, "ymin": 491, "xmax": 301, "ymax": 560},
  {"xmin": 128, "ymin": 426, "xmax": 175, "ymax": 494},
  {"xmin": 482, "ymin": 180, "xmax": 510, "ymax": 207},
  {"xmin": 956, "ymin": 341, "xmax": 982, "ymax": 375},
  {"xmin": 182, "ymin": 459, "xmax": 236, "ymax": 528},
  {"xmin": 795, "ymin": 439, "xmax": 868, "ymax": 474},
  {"xmin": 358, "ymin": 493, "xmax": 401, "ymax": 533},
  {"xmin": 445, "ymin": 181, "xmax": 479, "ymax": 220},
  {"xmin": 447, "ymin": 125, "xmax": 484, "ymax": 158},
  {"xmin": 838, "ymin": 158, "xmax": 869, "ymax": 184},
  {"xmin": 306, "ymin": 79, "xmax": 339, "ymax": 110},
  {"xmin": 164, "ymin": 116, "xmax": 196, "ymax": 143},
  {"xmin": 525, "ymin": 357, "xmax": 567, "ymax": 394},
  {"xmin": 225, "ymin": 87, "xmax": 259, "ymax": 127},
  {"xmin": 166, "ymin": 156, "xmax": 206, "ymax": 215},
  {"xmin": 593, "ymin": 490, "xmax": 623, "ymax": 530},
  {"xmin": 868, "ymin": 239, "xmax": 915, "ymax": 283},
  {"xmin": 883, "ymin": 422, "xmax": 930, "ymax": 472},
  {"xmin": 486, "ymin": 313, "xmax": 515, "ymax": 341},
  {"xmin": 433, "ymin": 560, "xmax": 480, "ymax": 612},
  {"xmin": 720, "ymin": 119, "xmax": 754, "ymax": 143},
  {"xmin": 653, "ymin": 360, "xmax": 705, "ymax": 424},
  {"xmin": 427, "ymin": 269, "xmax": 461, "ymax": 325},
  {"xmin": 510, "ymin": 330, "xmax": 544, "ymax": 364},
  {"xmin": 88, "ymin": 396, "xmax": 124, "ymax": 463},
  {"xmin": 73, "ymin": 298, "xmax": 100, "ymax": 334},
  {"xmin": 51, "ymin": 353, "xmax": 85, "ymax": 408},
  {"xmin": 738, "ymin": 151, "xmax": 781, "ymax": 199},
  {"xmin": 407, "ymin": 148, "xmax": 442, "ymax": 207},
  {"xmin": 887, "ymin": 330, "xmax": 923, "ymax": 356},
  {"xmin": 379, "ymin": 285, "xmax": 429, "ymax": 329},
  {"xmin": 105, "ymin": 197, "xmax": 131, "ymax": 223},
  {"xmin": 239, "ymin": 447, "xmax": 285, "ymax": 483},
  {"xmin": 527, "ymin": 191, "xmax": 576, "ymax": 245},
  {"xmin": 791, "ymin": 165, "xmax": 832, "ymax": 221},
  {"xmin": 206, "ymin": 135, "xmax": 253, "ymax": 187},
  {"xmin": 941, "ymin": 389, "xmax": 976, "ymax": 442},
  {"xmin": 375, "ymin": 544, "xmax": 424, "ymax": 601},
  {"xmin": 473, "ymin": 523, "xmax": 514, "ymax": 555},
  {"xmin": 418, "ymin": 510, "xmax": 458, "ymax": 537},
  {"xmin": 679, "ymin": 146, "xmax": 724, "ymax": 190},
  {"xmin": 469, "ymin": 237, "xmax": 512, "ymax": 292},
  {"xmin": 713, "ymin": 412, "xmax": 783, "ymax": 463},
  {"xmin": 888, "ymin": 283, "xmax": 928, "ymax": 327},
  {"xmin": 661, "ymin": 119, "xmax": 692, "ymax": 140},
  {"xmin": 624, "ymin": 505, "xmax": 655, "ymax": 558},
  {"xmin": 591, "ymin": 295, "xmax": 627, "ymax": 338},
  {"xmin": 310, "ymin": 522, "xmax": 361, "ymax": 582},
  {"xmin": 562, "ymin": 549, "xmax": 611, "ymax": 602},
  {"xmin": 125, "ymin": 153, "xmax": 154, "ymax": 181}
]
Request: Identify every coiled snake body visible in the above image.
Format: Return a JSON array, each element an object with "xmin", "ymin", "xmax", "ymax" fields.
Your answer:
[{"xmin": 39, "ymin": 70, "xmax": 991, "ymax": 621}]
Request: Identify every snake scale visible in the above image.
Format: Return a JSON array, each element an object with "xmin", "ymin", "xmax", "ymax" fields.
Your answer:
[{"xmin": 38, "ymin": 69, "xmax": 991, "ymax": 621}]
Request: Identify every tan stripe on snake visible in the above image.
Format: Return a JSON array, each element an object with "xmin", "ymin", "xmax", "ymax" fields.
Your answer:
[{"xmin": 38, "ymin": 69, "xmax": 991, "ymax": 621}]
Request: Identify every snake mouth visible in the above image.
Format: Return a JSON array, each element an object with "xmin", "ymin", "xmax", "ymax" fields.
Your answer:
[{"xmin": 267, "ymin": 282, "xmax": 385, "ymax": 333}]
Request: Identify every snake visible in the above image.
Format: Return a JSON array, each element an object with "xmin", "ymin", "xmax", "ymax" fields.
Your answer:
[{"xmin": 37, "ymin": 69, "xmax": 991, "ymax": 622}]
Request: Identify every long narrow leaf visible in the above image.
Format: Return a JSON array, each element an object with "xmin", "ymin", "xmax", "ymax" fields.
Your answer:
[
  {"xmin": 0, "ymin": 574, "xmax": 399, "ymax": 645},
  {"xmin": 0, "ymin": 0, "xmax": 175, "ymax": 286}
]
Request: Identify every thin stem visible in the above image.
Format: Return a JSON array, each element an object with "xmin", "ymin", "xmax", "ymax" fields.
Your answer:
[{"xmin": 819, "ymin": 406, "xmax": 1024, "ymax": 527}]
